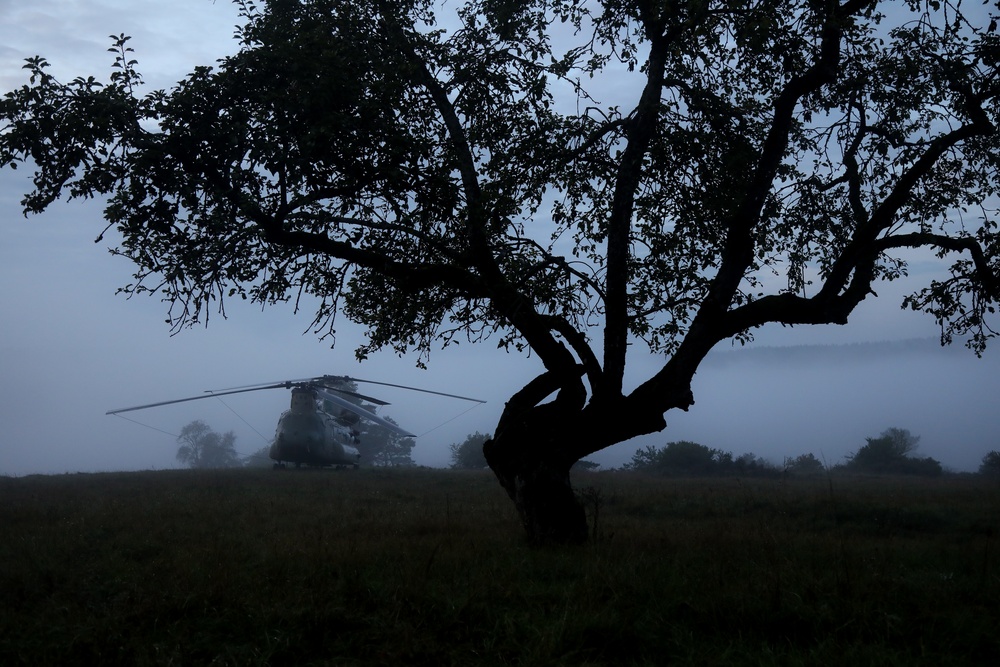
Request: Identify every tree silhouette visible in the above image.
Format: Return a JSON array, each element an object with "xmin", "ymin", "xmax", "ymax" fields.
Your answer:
[
  {"xmin": 784, "ymin": 453, "xmax": 826, "ymax": 476},
  {"xmin": 979, "ymin": 450, "xmax": 1000, "ymax": 477},
  {"xmin": 361, "ymin": 417, "xmax": 416, "ymax": 467},
  {"xmin": 846, "ymin": 427, "xmax": 942, "ymax": 476},
  {"xmin": 450, "ymin": 432, "xmax": 490, "ymax": 470},
  {"xmin": 176, "ymin": 420, "xmax": 240, "ymax": 469}
]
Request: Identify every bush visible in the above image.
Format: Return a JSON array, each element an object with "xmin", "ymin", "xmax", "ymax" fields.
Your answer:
[
  {"xmin": 625, "ymin": 440, "xmax": 733, "ymax": 475},
  {"xmin": 243, "ymin": 445, "xmax": 273, "ymax": 468},
  {"xmin": 626, "ymin": 442, "xmax": 780, "ymax": 476},
  {"xmin": 896, "ymin": 456, "xmax": 944, "ymax": 477},
  {"xmin": 449, "ymin": 432, "xmax": 490, "ymax": 469}
]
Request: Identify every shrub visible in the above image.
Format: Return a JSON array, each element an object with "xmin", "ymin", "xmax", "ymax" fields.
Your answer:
[{"xmin": 627, "ymin": 441, "xmax": 730, "ymax": 475}]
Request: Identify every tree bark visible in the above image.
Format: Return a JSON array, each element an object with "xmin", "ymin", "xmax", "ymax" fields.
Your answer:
[{"xmin": 483, "ymin": 402, "xmax": 588, "ymax": 546}]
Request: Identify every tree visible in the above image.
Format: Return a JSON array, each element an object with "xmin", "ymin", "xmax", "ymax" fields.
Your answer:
[
  {"xmin": 979, "ymin": 450, "xmax": 1000, "ymax": 477},
  {"xmin": 845, "ymin": 427, "xmax": 942, "ymax": 476},
  {"xmin": 3, "ymin": 1, "xmax": 1000, "ymax": 543},
  {"xmin": 732, "ymin": 452, "xmax": 778, "ymax": 476},
  {"xmin": 784, "ymin": 453, "xmax": 826, "ymax": 476},
  {"xmin": 176, "ymin": 420, "xmax": 240, "ymax": 469},
  {"xmin": 850, "ymin": 426, "xmax": 921, "ymax": 468},
  {"xmin": 450, "ymin": 432, "xmax": 490, "ymax": 470},
  {"xmin": 361, "ymin": 418, "xmax": 417, "ymax": 467}
]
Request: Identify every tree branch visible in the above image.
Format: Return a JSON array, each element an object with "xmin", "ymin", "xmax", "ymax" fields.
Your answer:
[
  {"xmin": 686, "ymin": 1, "xmax": 864, "ymax": 343},
  {"xmin": 873, "ymin": 232, "xmax": 1000, "ymax": 297}
]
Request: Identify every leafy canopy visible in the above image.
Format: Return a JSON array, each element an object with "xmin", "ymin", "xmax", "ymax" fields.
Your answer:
[
  {"xmin": 450, "ymin": 431, "xmax": 490, "ymax": 469},
  {"xmin": 845, "ymin": 427, "xmax": 943, "ymax": 476},
  {"xmin": 176, "ymin": 420, "xmax": 241, "ymax": 469},
  {"xmin": 981, "ymin": 450, "xmax": 1000, "ymax": 476},
  {"xmin": 361, "ymin": 417, "xmax": 417, "ymax": 467}
]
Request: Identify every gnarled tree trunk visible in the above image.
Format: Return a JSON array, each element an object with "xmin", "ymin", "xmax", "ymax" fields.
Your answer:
[
  {"xmin": 482, "ymin": 360, "xmax": 695, "ymax": 545},
  {"xmin": 483, "ymin": 380, "xmax": 589, "ymax": 545},
  {"xmin": 484, "ymin": 432, "xmax": 588, "ymax": 546}
]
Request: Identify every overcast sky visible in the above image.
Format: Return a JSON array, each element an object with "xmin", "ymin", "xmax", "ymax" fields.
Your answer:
[{"xmin": 1, "ymin": 1, "xmax": 997, "ymax": 476}]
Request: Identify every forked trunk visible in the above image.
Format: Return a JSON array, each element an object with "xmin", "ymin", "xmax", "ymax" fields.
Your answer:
[{"xmin": 483, "ymin": 407, "xmax": 588, "ymax": 546}]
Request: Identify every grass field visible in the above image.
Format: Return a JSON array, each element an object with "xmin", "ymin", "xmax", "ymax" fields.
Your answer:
[{"xmin": 1, "ymin": 468, "xmax": 997, "ymax": 665}]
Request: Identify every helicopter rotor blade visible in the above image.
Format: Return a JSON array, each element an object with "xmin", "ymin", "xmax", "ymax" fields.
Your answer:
[
  {"xmin": 212, "ymin": 377, "xmax": 391, "ymax": 406},
  {"xmin": 106, "ymin": 383, "xmax": 290, "ymax": 415},
  {"xmin": 208, "ymin": 378, "xmax": 309, "ymax": 392},
  {"xmin": 109, "ymin": 375, "xmax": 484, "ymax": 419},
  {"xmin": 326, "ymin": 376, "xmax": 486, "ymax": 404},
  {"xmin": 314, "ymin": 389, "xmax": 416, "ymax": 438},
  {"xmin": 311, "ymin": 379, "xmax": 390, "ymax": 406},
  {"xmin": 321, "ymin": 388, "xmax": 390, "ymax": 406}
]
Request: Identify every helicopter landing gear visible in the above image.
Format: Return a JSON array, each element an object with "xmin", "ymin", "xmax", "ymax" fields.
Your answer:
[{"xmin": 272, "ymin": 462, "xmax": 287, "ymax": 470}]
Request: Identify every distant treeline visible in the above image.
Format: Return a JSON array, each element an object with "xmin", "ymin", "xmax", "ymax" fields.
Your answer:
[{"xmin": 622, "ymin": 428, "xmax": 1000, "ymax": 479}]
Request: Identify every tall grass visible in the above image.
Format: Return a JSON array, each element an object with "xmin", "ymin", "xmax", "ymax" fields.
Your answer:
[{"xmin": 1, "ymin": 468, "xmax": 997, "ymax": 665}]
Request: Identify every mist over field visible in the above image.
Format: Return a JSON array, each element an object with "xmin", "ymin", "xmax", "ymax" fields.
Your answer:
[
  {"xmin": 3, "ymin": 310, "xmax": 996, "ymax": 474},
  {"xmin": 599, "ymin": 339, "xmax": 1000, "ymax": 474}
]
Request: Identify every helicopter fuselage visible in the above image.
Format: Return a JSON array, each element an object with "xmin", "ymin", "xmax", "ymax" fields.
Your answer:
[{"xmin": 269, "ymin": 388, "xmax": 361, "ymax": 468}]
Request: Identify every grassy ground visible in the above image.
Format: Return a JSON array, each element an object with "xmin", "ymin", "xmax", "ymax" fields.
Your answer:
[{"xmin": 1, "ymin": 468, "xmax": 997, "ymax": 666}]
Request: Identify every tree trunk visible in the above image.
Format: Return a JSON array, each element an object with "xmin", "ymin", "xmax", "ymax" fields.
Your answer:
[{"xmin": 483, "ymin": 404, "xmax": 588, "ymax": 546}]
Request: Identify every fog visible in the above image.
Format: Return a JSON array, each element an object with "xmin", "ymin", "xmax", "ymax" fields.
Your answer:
[
  {"xmin": 599, "ymin": 341, "xmax": 1000, "ymax": 473},
  {"xmin": 2, "ymin": 1, "xmax": 997, "ymax": 476}
]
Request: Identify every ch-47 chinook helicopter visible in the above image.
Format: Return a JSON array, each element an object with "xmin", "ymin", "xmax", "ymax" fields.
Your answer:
[{"xmin": 107, "ymin": 375, "xmax": 485, "ymax": 469}]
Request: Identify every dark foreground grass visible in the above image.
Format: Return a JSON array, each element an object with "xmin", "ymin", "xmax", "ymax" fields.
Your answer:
[{"xmin": 1, "ymin": 468, "xmax": 997, "ymax": 666}]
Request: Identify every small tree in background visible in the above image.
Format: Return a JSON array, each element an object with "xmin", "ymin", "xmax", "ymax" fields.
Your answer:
[
  {"xmin": 784, "ymin": 453, "xmax": 826, "ymax": 476},
  {"xmin": 732, "ymin": 452, "xmax": 778, "ymax": 476},
  {"xmin": 450, "ymin": 432, "xmax": 490, "ymax": 470},
  {"xmin": 373, "ymin": 437, "xmax": 417, "ymax": 467},
  {"xmin": 980, "ymin": 451, "xmax": 1000, "ymax": 477},
  {"xmin": 364, "ymin": 418, "xmax": 416, "ymax": 468},
  {"xmin": 845, "ymin": 428, "xmax": 941, "ymax": 477},
  {"xmin": 176, "ymin": 420, "xmax": 240, "ymax": 469}
]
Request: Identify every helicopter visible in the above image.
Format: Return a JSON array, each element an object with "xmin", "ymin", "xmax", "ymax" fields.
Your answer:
[{"xmin": 107, "ymin": 375, "xmax": 485, "ymax": 469}]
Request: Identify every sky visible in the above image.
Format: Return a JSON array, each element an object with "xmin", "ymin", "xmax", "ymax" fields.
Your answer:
[{"xmin": 1, "ymin": 0, "xmax": 997, "ymax": 476}]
